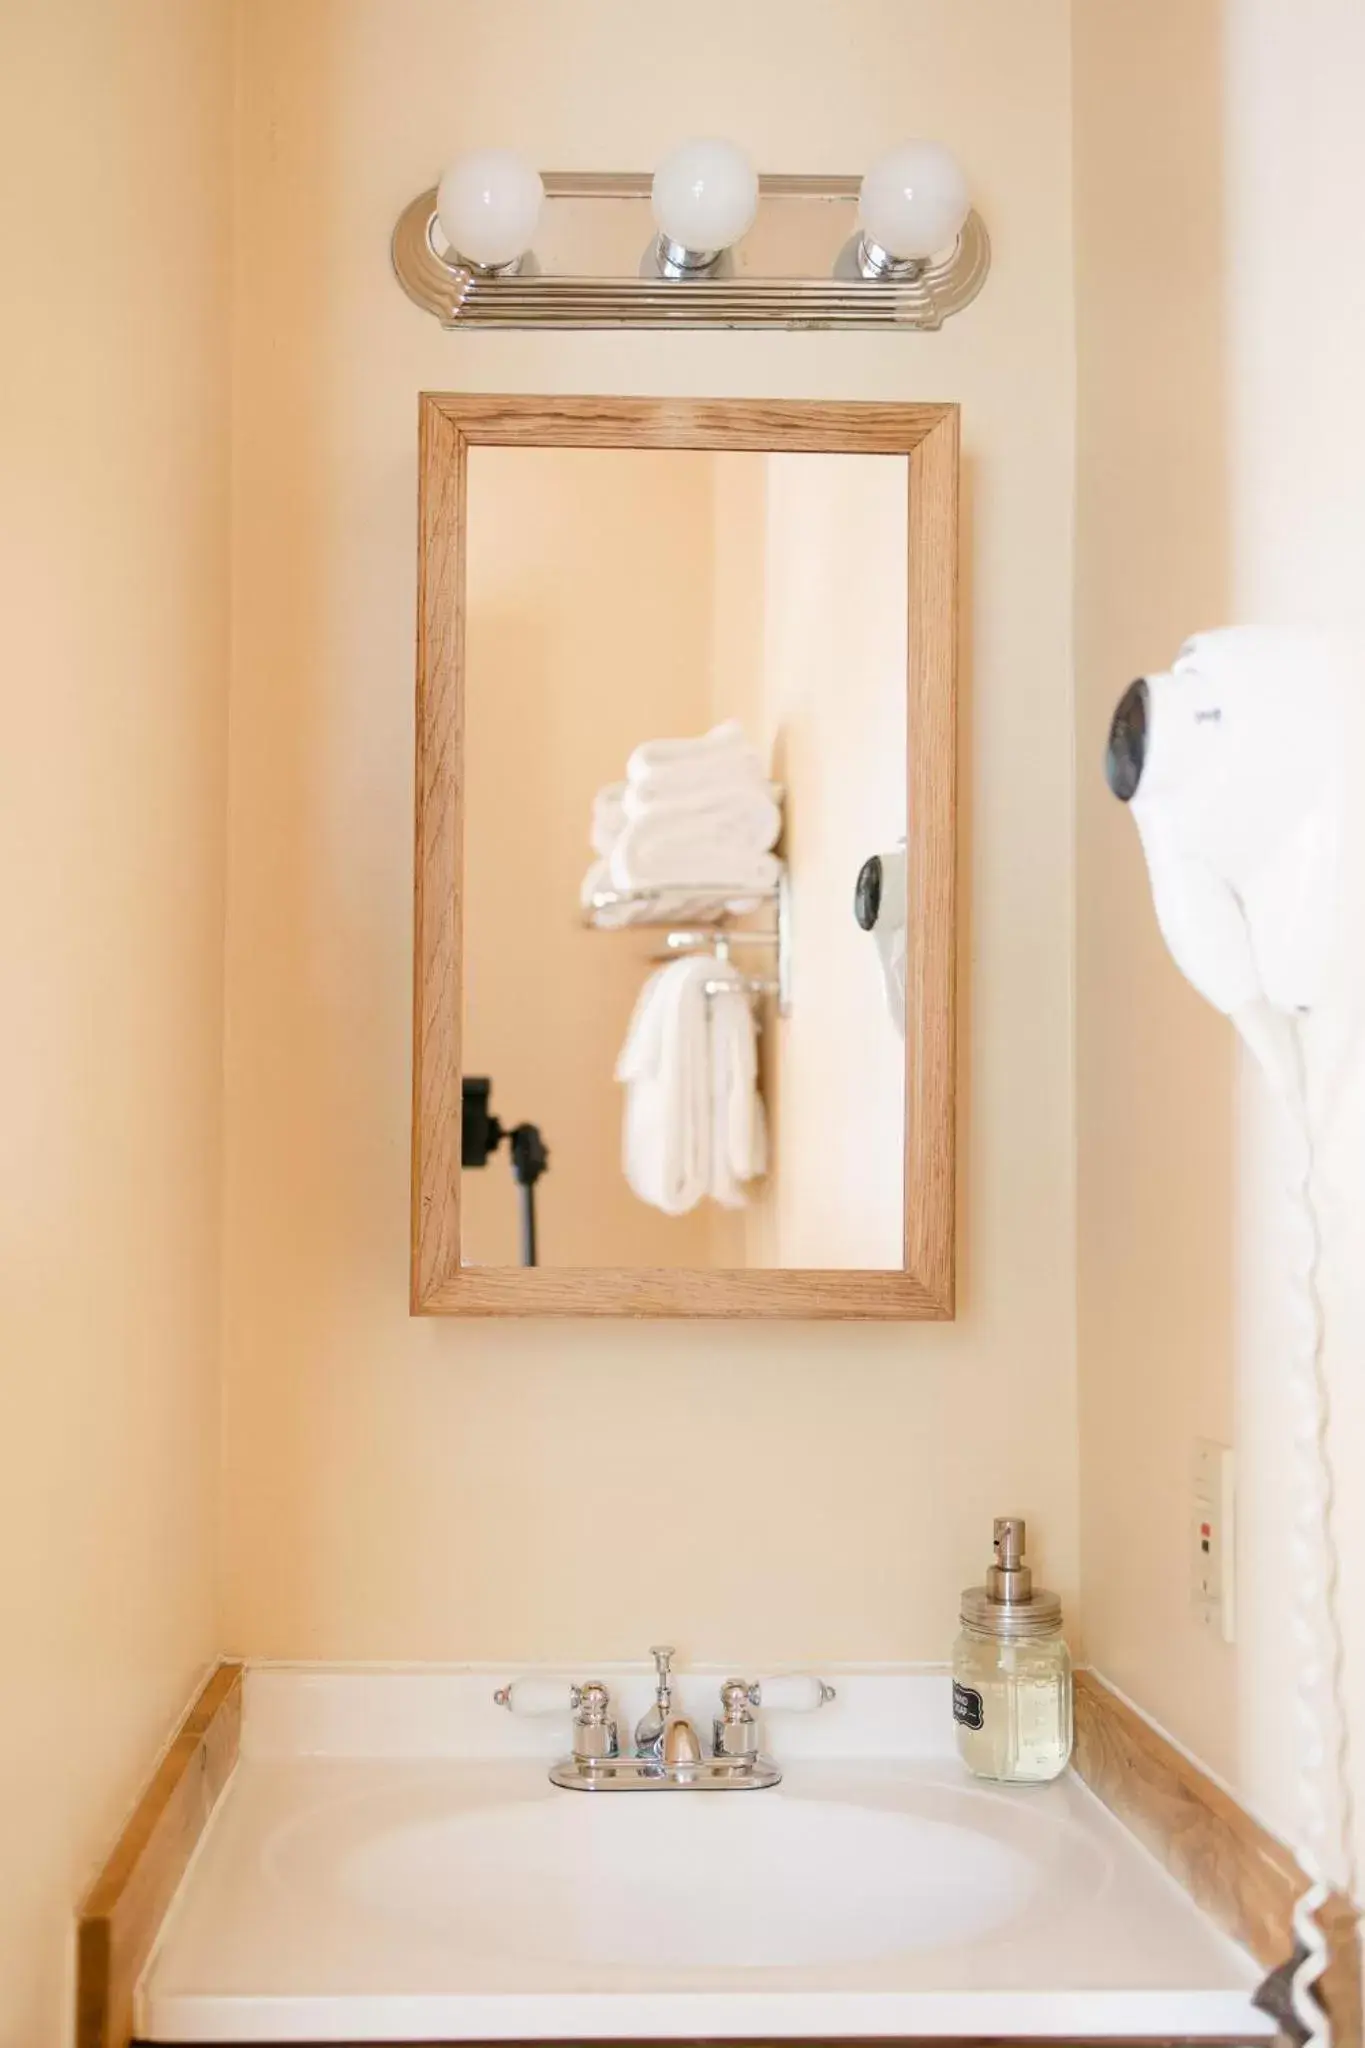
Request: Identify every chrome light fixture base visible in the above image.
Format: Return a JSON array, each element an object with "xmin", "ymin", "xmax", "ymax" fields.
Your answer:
[
  {"xmin": 425, "ymin": 212, "xmax": 538, "ymax": 281},
  {"xmin": 393, "ymin": 173, "xmax": 989, "ymax": 331},
  {"xmin": 650, "ymin": 233, "xmax": 730, "ymax": 280},
  {"xmin": 853, "ymin": 233, "xmax": 928, "ymax": 282}
]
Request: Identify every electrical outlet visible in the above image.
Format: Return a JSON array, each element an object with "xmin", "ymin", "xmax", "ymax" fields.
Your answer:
[{"xmin": 1192, "ymin": 1439, "xmax": 1235, "ymax": 1642}]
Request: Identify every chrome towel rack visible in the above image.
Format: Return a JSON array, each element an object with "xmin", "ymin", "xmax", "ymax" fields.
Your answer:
[{"xmin": 585, "ymin": 865, "xmax": 791, "ymax": 1019}]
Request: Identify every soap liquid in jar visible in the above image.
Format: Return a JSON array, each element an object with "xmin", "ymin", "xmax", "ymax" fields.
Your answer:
[{"xmin": 953, "ymin": 1625, "xmax": 1073, "ymax": 1783}]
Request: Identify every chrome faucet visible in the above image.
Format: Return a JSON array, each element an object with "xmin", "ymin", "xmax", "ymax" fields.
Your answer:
[{"xmin": 525, "ymin": 1648, "xmax": 834, "ymax": 1792}]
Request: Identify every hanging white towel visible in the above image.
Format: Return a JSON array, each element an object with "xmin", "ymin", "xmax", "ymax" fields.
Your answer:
[
  {"xmin": 616, "ymin": 955, "xmax": 766, "ymax": 1215},
  {"xmin": 616, "ymin": 956, "xmax": 715, "ymax": 1214},
  {"xmin": 706, "ymin": 968, "xmax": 768, "ymax": 1206}
]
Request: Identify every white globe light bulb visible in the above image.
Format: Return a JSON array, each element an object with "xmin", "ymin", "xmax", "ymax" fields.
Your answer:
[
  {"xmin": 435, "ymin": 149, "xmax": 544, "ymax": 271},
  {"xmin": 859, "ymin": 143, "xmax": 970, "ymax": 265},
  {"xmin": 652, "ymin": 139, "xmax": 759, "ymax": 257}
]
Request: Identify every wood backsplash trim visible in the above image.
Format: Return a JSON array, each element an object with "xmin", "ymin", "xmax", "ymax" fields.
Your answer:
[
  {"xmin": 78, "ymin": 1659, "xmax": 243, "ymax": 2048},
  {"xmin": 1073, "ymin": 1669, "xmax": 1360, "ymax": 2048}
]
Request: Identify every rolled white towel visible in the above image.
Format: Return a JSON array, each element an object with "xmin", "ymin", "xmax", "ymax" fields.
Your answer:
[
  {"xmin": 620, "ymin": 779, "xmax": 783, "ymax": 849},
  {"xmin": 626, "ymin": 723, "xmax": 768, "ymax": 806},
  {"xmin": 629, "ymin": 755, "xmax": 768, "ymax": 805},
  {"xmin": 616, "ymin": 955, "xmax": 715, "ymax": 1214},
  {"xmin": 609, "ymin": 814, "xmax": 781, "ymax": 896},
  {"xmin": 630, "ymin": 724, "xmax": 757, "ymax": 778},
  {"xmin": 590, "ymin": 781, "xmax": 627, "ymax": 858}
]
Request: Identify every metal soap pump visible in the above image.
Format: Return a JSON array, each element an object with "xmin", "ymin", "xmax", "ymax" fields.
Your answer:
[{"xmin": 952, "ymin": 1517, "xmax": 1072, "ymax": 1784}]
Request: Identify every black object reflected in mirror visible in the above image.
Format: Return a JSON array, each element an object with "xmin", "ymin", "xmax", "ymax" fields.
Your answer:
[
  {"xmin": 462, "ymin": 1077, "xmax": 550, "ymax": 1267},
  {"xmin": 1105, "ymin": 678, "xmax": 1149, "ymax": 803}
]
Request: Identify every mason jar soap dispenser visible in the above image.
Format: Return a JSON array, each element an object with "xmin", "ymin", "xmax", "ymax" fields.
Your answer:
[{"xmin": 953, "ymin": 1516, "xmax": 1073, "ymax": 1783}]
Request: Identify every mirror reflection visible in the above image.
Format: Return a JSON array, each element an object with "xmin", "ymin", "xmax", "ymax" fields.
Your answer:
[{"xmin": 461, "ymin": 446, "xmax": 908, "ymax": 1270}]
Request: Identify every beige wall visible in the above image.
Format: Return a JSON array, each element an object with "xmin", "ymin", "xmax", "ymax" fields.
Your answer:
[
  {"xmin": 0, "ymin": 4, "xmax": 233, "ymax": 2042},
  {"xmin": 754, "ymin": 455, "xmax": 908, "ymax": 1269},
  {"xmin": 1074, "ymin": 0, "xmax": 1365, "ymax": 1898},
  {"xmin": 221, "ymin": 0, "xmax": 1079, "ymax": 1666},
  {"xmin": 461, "ymin": 447, "xmax": 721, "ymax": 1269},
  {"xmin": 1072, "ymin": 0, "xmax": 1238, "ymax": 1776}
]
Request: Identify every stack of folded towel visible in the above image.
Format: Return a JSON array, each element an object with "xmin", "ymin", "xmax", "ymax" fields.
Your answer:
[
  {"xmin": 616, "ymin": 954, "xmax": 767, "ymax": 1214},
  {"xmin": 582, "ymin": 720, "xmax": 782, "ymax": 925}
]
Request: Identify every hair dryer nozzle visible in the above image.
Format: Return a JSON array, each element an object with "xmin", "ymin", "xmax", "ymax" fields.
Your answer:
[{"xmin": 1105, "ymin": 679, "xmax": 1149, "ymax": 802}]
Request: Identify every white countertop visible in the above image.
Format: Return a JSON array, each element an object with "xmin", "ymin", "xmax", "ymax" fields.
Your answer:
[{"xmin": 137, "ymin": 1664, "xmax": 1274, "ymax": 2043}]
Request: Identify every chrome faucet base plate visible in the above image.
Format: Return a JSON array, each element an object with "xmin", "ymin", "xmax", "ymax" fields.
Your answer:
[{"xmin": 549, "ymin": 1753, "xmax": 782, "ymax": 1792}]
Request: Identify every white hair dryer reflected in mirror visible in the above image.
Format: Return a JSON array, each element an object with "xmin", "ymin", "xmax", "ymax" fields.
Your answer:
[
  {"xmin": 1105, "ymin": 626, "xmax": 1350, "ymax": 2048},
  {"xmin": 854, "ymin": 844, "xmax": 907, "ymax": 1038}
]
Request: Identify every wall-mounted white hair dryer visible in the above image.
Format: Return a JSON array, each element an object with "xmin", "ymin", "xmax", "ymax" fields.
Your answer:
[
  {"xmin": 1106, "ymin": 625, "xmax": 1348, "ymax": 2048},
  {"xmin": 1104, "ymin": 625, "xmax": 1341, "ymax": 1094}
]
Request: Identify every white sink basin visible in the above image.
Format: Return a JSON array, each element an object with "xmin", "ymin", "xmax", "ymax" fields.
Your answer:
[
  {"xmin": 140, "ymin": 1672, "xmax": 1273, "ymax": 2043},
  {"xmin": 334, "ymin": 1789, "xmax": 1040, "ymax": 1969}
]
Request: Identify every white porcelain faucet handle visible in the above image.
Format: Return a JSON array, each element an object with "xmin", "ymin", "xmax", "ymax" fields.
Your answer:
[{"xmin": 753, "ymin": 1674, "xmax": 837, "ymax": 1713}]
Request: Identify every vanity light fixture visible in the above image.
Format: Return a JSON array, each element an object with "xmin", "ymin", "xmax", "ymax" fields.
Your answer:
[
  {"xmin": 648, "ymin": 138, "xmax": 760, "ymax": 278},
  {"xmin": 434, "ymin": 148, "xmax": 544, "ymax": 275},
  {"xmin": 393, "ymin": 141, "xmax": 989, "ymax": 330},
  {"xmin": 853, "ymin": 142, "xmax": 972, "ymax": 279}
]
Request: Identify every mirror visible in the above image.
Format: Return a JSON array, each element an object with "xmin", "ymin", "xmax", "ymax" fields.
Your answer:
[
  {"xmin": 462, "ymin": 444, "xmax": 907, "ymax": 1272},
  {"xmin": 414, "ymin": 397, "xmax": 957, "ymax": 1318}
]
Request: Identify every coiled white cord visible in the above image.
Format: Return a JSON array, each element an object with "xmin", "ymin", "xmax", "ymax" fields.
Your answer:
[{"xmin": 1276, "ymin": 1021, "xmax": 1355, "ymax": 2047}]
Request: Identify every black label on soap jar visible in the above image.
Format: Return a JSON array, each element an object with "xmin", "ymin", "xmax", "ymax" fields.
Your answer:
[{"xmin": 952, "ymin": 1681, "xmax": 985, "ymax": 1731}]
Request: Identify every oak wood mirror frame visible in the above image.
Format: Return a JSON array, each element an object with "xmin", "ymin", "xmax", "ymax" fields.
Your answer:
[{"xmin": 413, "ymin": 394, "xmax": 958, "ymax": 1319}]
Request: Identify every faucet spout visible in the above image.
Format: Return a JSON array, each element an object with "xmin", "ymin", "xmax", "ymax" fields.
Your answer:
[{"xmin": 662, "ymin": 1716, "xmax": 702, "ymax": 1766}]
